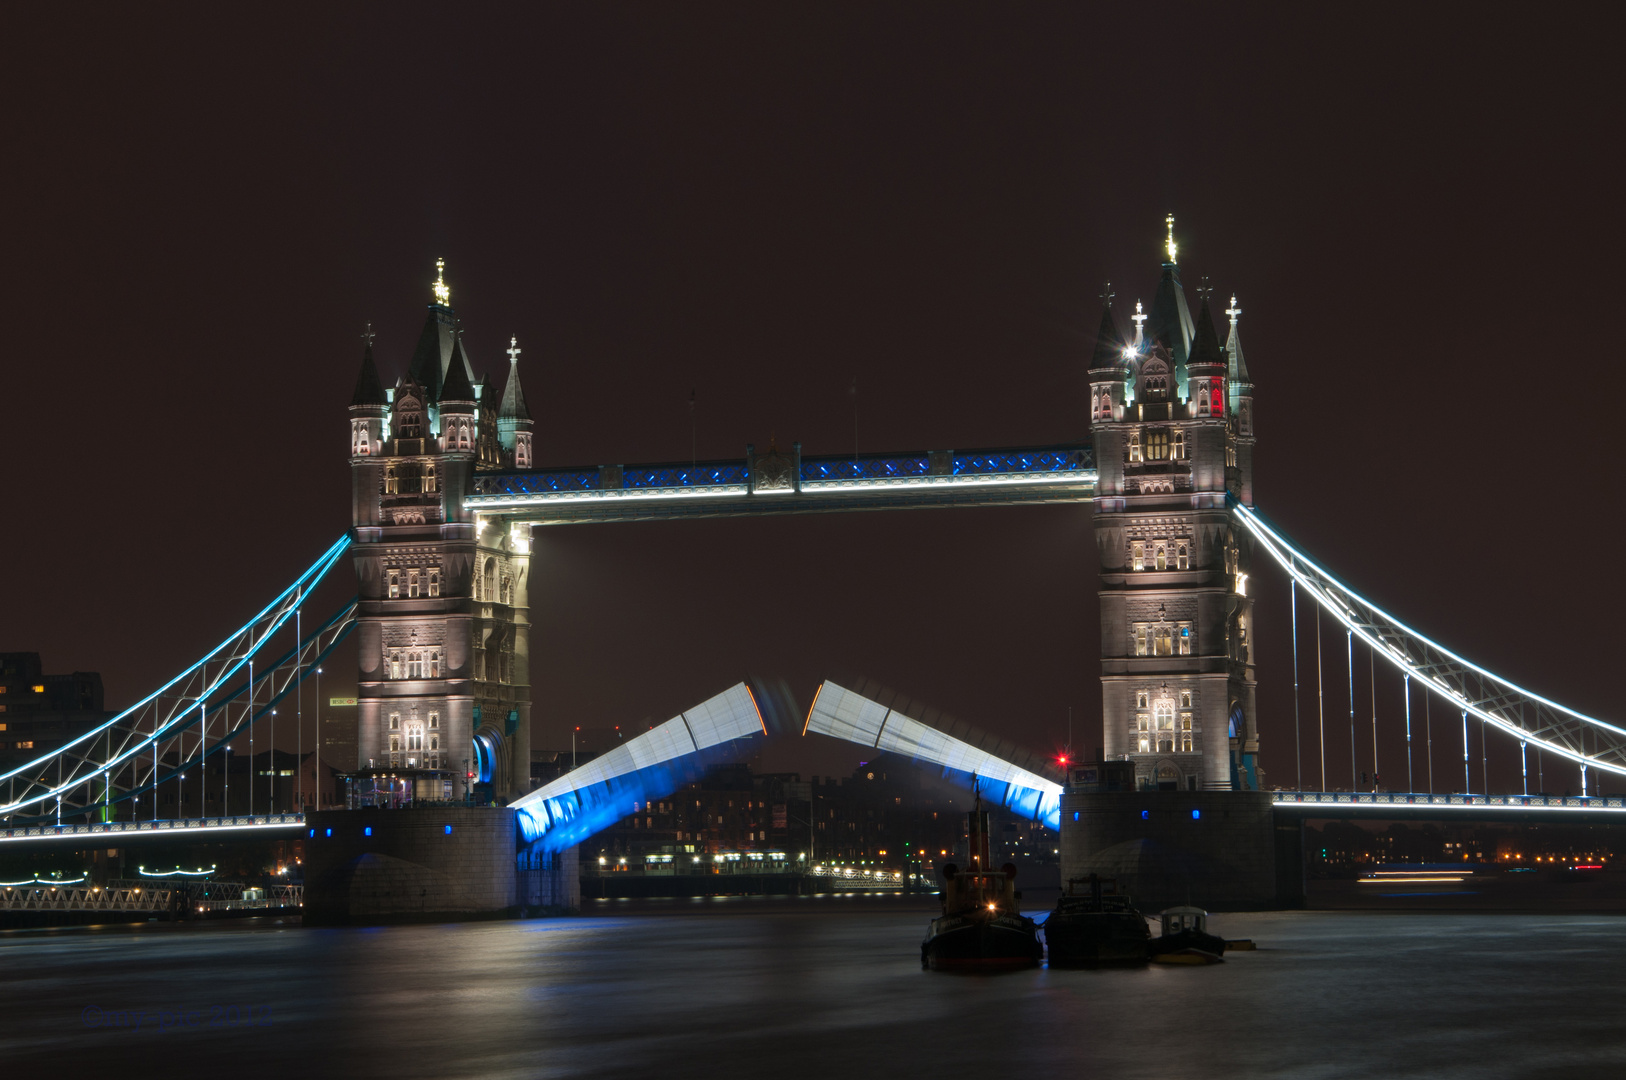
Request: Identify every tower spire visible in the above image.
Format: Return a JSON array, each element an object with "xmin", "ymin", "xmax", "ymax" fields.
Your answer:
[
  {"xmin": 1165, "ymin": 213, "xmax": 1178, "ymax": 264},
  {"xmin": 432, "ymin": 258, "xmax": 451, "ymax": 307}
]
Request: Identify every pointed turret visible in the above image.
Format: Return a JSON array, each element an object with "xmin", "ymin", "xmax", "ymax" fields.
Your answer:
[
  {"xmin": 1089, "ymin": 302, "xmax": 1127, "ymax": 371},
  {"xmin": 1087, "ymin": 297, "xmax": 1128, "ymax": 426},
  {"xmin": 1146, "ymin": 215, "xmax": 1195, "ymax": 387},
  {"xmin": 348, "ymin": 329, "xmax": 389, "ymax": 458},
  {"xmin": 1225, "ymin": 295, "xmax": 1251, "ymax": 410},
  {"xmin": 1186, "ymin": 298, "xmax": 1227, "ymax": 418},
  {"xmin": 349, "ymin": 339, "xmax": 387, "ymax": 409},
  {"xmin": 408, "ymin": 258, "xmax": 458, "ymax": 402},
  {"xmin": 499, "ymin": 335, "xmax": 535, "ymax": 468},
  {"xmin": 440, "ymin": 333, "xmax": 477, "ymax": 405}
]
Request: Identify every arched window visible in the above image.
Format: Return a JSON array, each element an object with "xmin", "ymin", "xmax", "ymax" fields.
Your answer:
[
  {"xmin": 1134, "ymin": 626, "xmax": 1149, "ymax": 656},
  {"xmin": 1132, "ymin": 543, "xmax": 1145, "ymax": 571},
  {"xmin": 428, "ymin": 650, "xmax": 440, "ymax": 679},
  {"xmin": 1127, "ymin": 432, "xmax": 1141, "ymax": 463},
  {"xmin": 1198, "ymin": 387, "xmax": 1210, "ymax": 416},
  {"xmin": 1155, "ymin": 545, "xmax": 1167, "ymax": 571},
  {"xmin": 483, "ymin": 559, "xmax": 497, "ymax": 602},
  {"xmin": 1177, "ymin": 624, "xmax": 1192, "ymax": 655},
  {"xmin": 1176, "ymin": 544, "xmax": 1189, "ymax": 570},
  {"xmin": 1154, "ymin": 623, "xmax": 1174, "ymax": 656},
  {"xmin": 425, "ymin": 464, "xmax": 437, "ymax": 493}
]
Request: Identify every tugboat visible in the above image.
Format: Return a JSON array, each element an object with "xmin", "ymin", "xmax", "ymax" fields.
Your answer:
[
  {"xmin": 1147, "ymin": 905, "xmax": 1227, "ymax": 964},
  {"xmin": 920, "ymin": 794, "xmax": 1042, "ymax": 970},
  {"xmin": 1043, "ymin": 874, "xmax": 1151, "ymax": 966}
]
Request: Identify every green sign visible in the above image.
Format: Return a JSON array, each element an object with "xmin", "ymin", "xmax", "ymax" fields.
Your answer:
[{"xmin": 329, "ymin": 697, "xmax": 358, "ymax": 707}]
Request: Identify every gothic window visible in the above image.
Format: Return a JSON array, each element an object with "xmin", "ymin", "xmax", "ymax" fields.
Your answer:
[
  {"xmin": 1137, "ymin": 691, "xmax": 1149, "ymax": 709},
  {"xmin": 1181, "ymin": 735, "xmax": 1193, "ymax": 753},
  {"xmin": 1091, "ymin": 392, "xmax": 1100, "ymax": 419},
  {"xmin": 1134, "ymin": 626, "xmax": 1149, "ymax": 656},
  {"xmin": 1146, "ymin": 431, "xmax": 1169, "ymax": 461},
  {"xmin": 389, "ymin": 735, "xmax": 400, "ymax": 754},
  {"xmin": 428, "ymin": 650, "xmax": 440, "ymax": 679},
  {"xmin": 428, "ymin": 569, "xmax": 441, "ymax": 597},
  {"xmin": 384, "ymin": 467, "xmax": 399, "ymax": 495},
  {"xmin": 424, "ymin": 464, "xmax": 437, "ymax": 493},
  {"xmin": 1155, "ymin": 702, "xmax": 1175, "ymax": 732},
  {"xmin": 1177, "ymin": 543, "xmax": 1189, "ymax": 570},
  {"xmin": 1132, "ymin": 543, "xmax": 1145, "ymax": 571},
  {"xmin": 388, "ymin": 570, "xmax": 400, "ymax": 599},
  {"xmin": 389, "ymin": 713, "xmax": 400, "ymax": 731},
  {"xmin": 1153, "ymin": 623, "xmax": 1174, "ymax": 656},
  {"xmin": 408, "ymin": 570, "xmax": 420, "ymax": 599},
  {"xmin": 1178, "ymin": 624, "xmax": 1192, "ymax": 655},
  {"xmin": 516, "ymin": 433, "xmax": 532, "ymax": 469},
  {"xmin": 428, "ymin": 712, "xmax": 440, "ymax": 730},
  {"xmin": 409, "ymin": 651, "xmax": 423, "ymax": 679},
  {"xmin": 1180, "ymin": 690, "xmax": 1192, "ymax": 709},
  {"xmin": 407, "ymin": 723, "xmax": 423, "ymax": 754},
  {"xmin": 1173, "ymin": 428, "xmax": 1185, "ymax": 459},
  {"xmin": 1155, "ymin": 545, "xmax": 1167, "ymax": 571},
  {"xmin": 1137, "ymin": 736, "xmax": 1150, "ymax": 753},
  {"xmin": 1128, "ymin": 432, "xmax": 1142, "ymax": 463},
  {"xmin": 1198, "ymin": 387, "xmax": 1211, "ymax": 416},
  {"xmin": 483, "ymin": 559, "xmax": 497, "ymax": 602},
  {"xmin": 388, "ymin": 651, "xmax": 401, "ymax": 679}
]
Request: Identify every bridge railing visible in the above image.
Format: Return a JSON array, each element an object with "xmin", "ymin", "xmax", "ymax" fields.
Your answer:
[
  {"xmin": 1270, "ymin": 791, "xmax": 1626, "ymax": 812},
  {"xmin": 1235, "ymin": 501, "xmax": 1626, "ymax": 779}
]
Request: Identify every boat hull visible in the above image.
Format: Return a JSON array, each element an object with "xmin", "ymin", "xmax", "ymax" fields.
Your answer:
[
  {"xmin": 1044, "ymin": 910, "xmax": 1151, "ymax": 966},
  {"xmin": 922, "ymin": 913, "xmax": 1042, "ymax": 970},
  {"xmin": 1148, "ymin": 929, "xmax": 1227, "ymax": 965}
]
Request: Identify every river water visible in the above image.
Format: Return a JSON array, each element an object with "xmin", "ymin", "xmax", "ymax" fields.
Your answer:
[{"xmin": 3, "ymin": 897, "xmax": 1622, "ymax": 1079}]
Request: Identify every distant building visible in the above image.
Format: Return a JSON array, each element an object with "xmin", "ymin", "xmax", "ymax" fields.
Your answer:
[{"xmin": 0, "ymin": 653, "xmax": 114, "ymax": 771}]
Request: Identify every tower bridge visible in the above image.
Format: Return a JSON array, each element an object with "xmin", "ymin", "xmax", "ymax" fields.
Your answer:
[{"xmin": 5, "ymin": 223, "xmax": 1623, "ymax": 918}]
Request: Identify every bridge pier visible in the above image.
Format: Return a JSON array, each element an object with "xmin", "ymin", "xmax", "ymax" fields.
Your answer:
[
  {"xmin": 1059, "ymin": 790, "xmax": 1301, "ymax": 910},
  {"xmin": 303, "ymin": 807, "xmax": 578, "ymax": 925}
]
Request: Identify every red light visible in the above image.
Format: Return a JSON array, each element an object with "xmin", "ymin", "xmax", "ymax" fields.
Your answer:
[{"xmin": 467, "ymin": 772, "xmax": 475, "ymax": 779}]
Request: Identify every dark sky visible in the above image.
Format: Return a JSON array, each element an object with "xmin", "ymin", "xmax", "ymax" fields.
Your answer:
[{"xmin": 6, "ymin": 5, "xmax": 1620, "ymax": 790}]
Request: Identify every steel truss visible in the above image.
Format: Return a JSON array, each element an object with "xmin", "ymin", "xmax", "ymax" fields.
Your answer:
[
  {"xmin": 1, "ymin": 538, "xmax": 354, "ymax": 824},
  {"xmin": 1233, "ymin": 501, "xmax": 1626, "ymax": 778}
]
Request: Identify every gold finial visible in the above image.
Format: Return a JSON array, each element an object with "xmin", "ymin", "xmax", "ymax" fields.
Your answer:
[
  {"xmin": 1165, "ymin": 214, "xmax": 1177, "ymax": 263},
  {"xmin": 432, "ymin": 259, "xmax": 451, "ymax": 306}
]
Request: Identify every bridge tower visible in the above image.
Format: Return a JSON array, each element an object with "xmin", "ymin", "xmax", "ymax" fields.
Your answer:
[
  {"xmin": 346, "ymin": 262, "xmax": 534, "ymax": 804},
  {"xmin": 1087, "ymin": 221, "xmax": 1259, "ymax": 791}
]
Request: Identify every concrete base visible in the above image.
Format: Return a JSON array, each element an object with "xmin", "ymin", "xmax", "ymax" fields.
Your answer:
[
  {"xmin": 1060, "ymin": 791, "xmax": 1291, "ymax": 910},
  {"xmin": 305, "ymin": 807, "xmax": 578, "ymax": 925}
]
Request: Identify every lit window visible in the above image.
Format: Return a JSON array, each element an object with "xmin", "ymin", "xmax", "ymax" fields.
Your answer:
[
  {"xmin": 1181, "ymin": 736, "xmax": 1193, "ymax": 753},
  {"xmin": 1173, "ymin": 429, "xmax": 1185, "ymax": 458},
  {"xmin": 428, "ymin": 569, "xmax": 441, "ymax": 597},
  {"xmin": 1178, "ymin": 624, "xmax": 1192, "ymax": 655},
  {"xmin": 1134, "ymin": 626, "xmax": 1148, "ymax": 656},
  {"xmin": 16, "ymin": 740, "xmax": 33, "ymax": 749},
  {"xmin": 1146, "ymin": 431, "xmax": 1168, "ymax": 460},
  {"xmin": 1198, "ymin": 387, "xmax": 1210, "ymax": 416},
  {"xmin": 388, "ymin": 571, "xmax": 400, "ymax": 599},
  {"xmin": 1136, "ymin": 714, "xmax": 1149, "ymax": 732},
  {"xmin": 1137, "ymin": 691, "xmax": 1149, "ymax": 709},
  {"xmin": 1180, "ymin": 712, "xmax": 1192, "ymax": 732},
  {"xmin": 1155, "ymin": 545, "xmax": 1167, "ymax": 571},
  {"xmin": 424, "ymin": 464, "xmax": 438, "ymax": 493},
  {"xmin": 1177, "ymin": 544, "xmax": 1189, "ymax": 570},
  {"xmin": 429, "ymin": 712, "xmax": 439, "ymax": 729},
  {"xmin": 407, "ymin": 725, "xmax": 423, "ymax": 753},
  {"xmin": 1137, "ymin": 736, "xmax": 1150, "ymax": 753},
  {"xmin": 1180, "ymin": 690, "xmax": 1192, "ymax": 709},
  {"xmin": 389, "ymin": 713, "xmax": 400, "ymax": 731},
  {"xmin": 32, "ymin": 685, "xmax": 44, "ymax": 694},
  {"xmin": 1156, "ymin": 702, "xmax": 1174, "ymax": 731},
  {"xmin": 428, "ymin": 651, "xmax": 440, "ymax": 679},
  {"xmin": 408, "ymin": 570, "xmax": 420, "ymax": 599},
  {"xmin": 1128, "ymin": 432, "xmax": 1142, "ymax": 463},
  {"xmin": 388, "ymin": 651, "xmax": 401, "ymax": 679},
  {"xmin": 389, "ymin": 735, "xmax": 400, "ymax": 753},
  {"xmin": 384, "ymin": 466, "xmax": 398, "ymax": 495},
  {"xmin": 1132, "ymin": 543, "xmax": 1144, "ymax": 570},
  {"xmin": 1154, "ymin": 623, "xmax": 1173, "ymax": 656}
]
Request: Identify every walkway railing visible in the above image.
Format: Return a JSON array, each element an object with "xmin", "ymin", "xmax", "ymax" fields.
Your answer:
[{"xmin": 0, "ymin": 813, "xmax": 306, "ymax": 845}]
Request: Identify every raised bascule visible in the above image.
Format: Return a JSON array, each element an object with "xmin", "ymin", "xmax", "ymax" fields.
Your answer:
[{"xmin": 7, "ymin": 222, "xmax": 1626, "ymax": 919}]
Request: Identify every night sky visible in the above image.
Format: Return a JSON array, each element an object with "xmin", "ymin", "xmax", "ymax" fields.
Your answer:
[{"xmin": 7, "ymin": 6, "xmax": 1620, "ymax": 790}]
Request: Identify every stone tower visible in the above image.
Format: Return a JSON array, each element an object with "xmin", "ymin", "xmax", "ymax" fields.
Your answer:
[
  {"xmin": 1087, "ymin": 221, "xmax": 1259, "ymax": 791},
  {"xmin": 347, "ymin": 262, "xmax": 535, "ymax": 803}
]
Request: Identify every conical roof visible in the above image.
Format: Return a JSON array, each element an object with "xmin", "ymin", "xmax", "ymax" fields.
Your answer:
[
  {"xmin": 500, "ymin": 349, "xmax": 531, "ymax": 422},
  {"xmin": 1089, "ymin": 303, "xmax": 1127, "ymax": 371},
  {"xmin": 441, "ymin": 334, "xmax": 477, "ymax": 404},
  {"xmin": 407, "ymin": 309, "xmax": 446, "ymax": 402},
  {"xmin": 349, "ymin": 343, "xmax": 387, "ymax": 408},
  {"xmin": 1146, "ymin": 263, "xmax": 1194, "ymax": 367},
  {"xmin": 1186, "ymin": 299, "xmax": 1226, "ymax": 371},
  {"xmin": 1225, "ymin": 304, "xmax": 1250, "ymax": 384}
]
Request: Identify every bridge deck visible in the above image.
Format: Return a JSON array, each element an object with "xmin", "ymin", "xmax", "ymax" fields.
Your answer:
[
  {"xmin": 1273, "ymin": 791, "xmax": 1626, "ymax": 818},
  {"xmin": 466, "ymin": 444, "xmax": 1095, "ymax": 524}
]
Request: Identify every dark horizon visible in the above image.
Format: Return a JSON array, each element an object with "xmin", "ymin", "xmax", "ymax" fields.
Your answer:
[{"xmin": 6, "ymin": 5, "xmax": 1620, "ymax": 789}]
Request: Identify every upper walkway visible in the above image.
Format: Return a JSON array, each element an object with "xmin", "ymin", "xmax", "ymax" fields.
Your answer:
[{"xmin": 466, "ymin": 444, "xmax": 1095, "ymax": 524}]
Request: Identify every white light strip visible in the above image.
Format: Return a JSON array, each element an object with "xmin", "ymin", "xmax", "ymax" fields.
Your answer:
[
  {"xmin": 1272, "ymin": 796, "xmax": 1626, "ymax": 814},
  {"xmin": 800, "ymin": 472, "xmax": 1093, "ymax": 494},
  {"xmin": 0, "ymin": 817, "xmax": 305, "ymax": 844},
  {"xmin": 1233, "ymin": 502, "xmax": 1626, "ymax": 775},
  {"xmin": 467, "ymin": 484, "xmax": 749, "ymax": 508}
]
